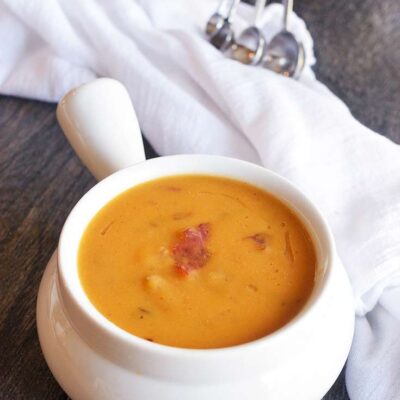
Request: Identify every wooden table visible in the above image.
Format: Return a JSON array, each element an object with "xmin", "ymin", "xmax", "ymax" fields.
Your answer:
[{"xmin": 1, "ymin": 1, "xmax": 399, "ymax": 399}]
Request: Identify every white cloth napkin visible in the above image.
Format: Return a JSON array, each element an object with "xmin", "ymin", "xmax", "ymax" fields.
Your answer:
[{"xmin": 1, "ymin": 1, "xmax": 399, "ymax": 398}]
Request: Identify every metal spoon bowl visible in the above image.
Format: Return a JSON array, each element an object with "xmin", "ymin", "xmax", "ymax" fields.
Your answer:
[
  {"xmin": 231, "ymin": 26, "xmax": 266, "ymax": 65},
  {"xmin": 210, "ymin": 19, "xmax": 235, "ymax": 51},
  {"xmin": 263, "ymin": 31, "xmax": 300, "ymax": 77},
  {"xmin": 206, "ymin": 12, "xmax": 225, "ymax": 36},
  {"xmin": 231, "ymin": 0, "xmax": 267, "ymax": 65},
  {"xmin": 262, "ymin": 0, "xmax": 305, "ymax": 78},
  {"xmin": 207, "ymin": 0, "xmax": 240, "ymax": 51}
]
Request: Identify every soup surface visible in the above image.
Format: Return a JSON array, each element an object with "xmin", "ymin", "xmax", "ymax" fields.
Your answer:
[{"xmin": 79, "ymin": 175, "xmax": 316, "ymax": 349}]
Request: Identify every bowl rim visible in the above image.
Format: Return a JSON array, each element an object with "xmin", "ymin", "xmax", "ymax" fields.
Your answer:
[{"xmin": 58, "ymin": 154, "xmax": 335, "ymax": 361}]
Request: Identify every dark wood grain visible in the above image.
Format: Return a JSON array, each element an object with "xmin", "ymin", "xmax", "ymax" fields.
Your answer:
[
  {"xmin": 1, "ymin": 1, "xmax": 400, "ymax": 399},
  {"xmin": 0, "ymin": 98, "xmax": 82, "ymax": 400},
  {"xmin": 296, "ymin": 0, "xmax": 400, "ymax": 144},
  {"xmin": 0, "ymin": 97, "xmax": 156, "ymax": 400}
]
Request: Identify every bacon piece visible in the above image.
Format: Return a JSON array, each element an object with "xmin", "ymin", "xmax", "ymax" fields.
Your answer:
[
  {"xmin": 172, "ymin": 223, "xmax": 210, "ymax": 275},
  {"xmin": 244, "ymin": 233, "xmax": 268, "ymax": 250}
]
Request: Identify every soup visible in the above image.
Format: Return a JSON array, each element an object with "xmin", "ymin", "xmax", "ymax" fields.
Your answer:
[{"xmin": 78, "ymin": 175, "xmax": 316, "ymax": 349}]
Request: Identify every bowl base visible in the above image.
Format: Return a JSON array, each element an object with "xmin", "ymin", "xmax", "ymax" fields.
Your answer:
[{"xmin": 37, "ymin": 252, "xmax": 354, "ymax": 400}]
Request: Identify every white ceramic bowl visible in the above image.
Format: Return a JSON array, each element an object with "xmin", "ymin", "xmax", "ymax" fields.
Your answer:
[{"xmin": 37, "ymin": 78, "xmax": 354, "ymax": 400}]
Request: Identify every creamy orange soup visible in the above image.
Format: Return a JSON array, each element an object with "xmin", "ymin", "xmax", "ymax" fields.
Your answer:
[{"xmin": 78, "ymin": 175, "xmax": 316, "ymax": 349}]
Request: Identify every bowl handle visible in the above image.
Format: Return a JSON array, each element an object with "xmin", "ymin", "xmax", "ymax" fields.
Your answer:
[{"xmin": 56, "ymin": 78, "xmax": 146, "ymax": 180}]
